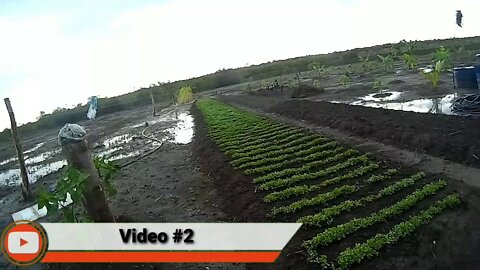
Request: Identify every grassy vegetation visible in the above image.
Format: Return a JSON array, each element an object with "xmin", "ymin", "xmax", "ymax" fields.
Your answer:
[{"xmin": 197, "ymin": 98, "xmax": 461, "ymax": 269}]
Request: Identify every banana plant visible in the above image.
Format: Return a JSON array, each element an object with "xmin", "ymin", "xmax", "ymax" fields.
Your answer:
[
  {"xmin": 308, "ymin": 62, "xmax": 328, "ymax": 79},
  {"xmin": 432, "ymin": 46, "xmax": 451, "ymax": 70},
  {"xmin": 372, "ymin": 79, "xmax": 385, "ymax": 90},
  {"xmin": 403, "ymin": 53, "xmax": 418, "ymax": 70},
  {"xmin": 422, "ymin": 60, "xmax": 444, "ymax": 88}
]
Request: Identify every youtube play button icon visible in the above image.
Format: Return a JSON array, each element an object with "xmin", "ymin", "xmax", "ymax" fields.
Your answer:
[
  {"xmin": 8, "ymin": 231, "xmax": 39, "ymax": 254},
  {"xmin": 1, "ymin": 221, "xmax": 48, "ymax": 266}
]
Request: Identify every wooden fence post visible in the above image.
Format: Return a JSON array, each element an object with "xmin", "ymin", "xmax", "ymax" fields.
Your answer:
[
  {"xmin": 4, "ymin": 98, "xmax": 33, "ymax": 201},
  {"xmin": 59, "ymin": 124, "xmax": 115, "ymax": 222}
]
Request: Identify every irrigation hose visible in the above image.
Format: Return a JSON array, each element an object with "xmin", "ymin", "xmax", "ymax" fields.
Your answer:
[
  {"xmin": 119, "ymin": 106, "xmax": 179, "ymax": 168},
  {"xmin": 451, "ymin": 94, "xmax": 480, "ymax": 114}
]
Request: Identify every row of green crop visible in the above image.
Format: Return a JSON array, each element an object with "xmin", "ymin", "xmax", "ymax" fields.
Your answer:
[
  {"xmin": 298, "ymin": 171, "xmax": 424, "ymax": 227},
  {"xmin": 230, "ymin": 134, "xmax": 322, "ymax": 160},
  {"xmin": 221, "ymin": 126, "xmax": 298, "ymax": 151},
  {"xmin": 231, "ymin": 137, "xmax": 330, "ymax": 167},
  {"xmin": 197, "ymin": 99, "xmax": 459, "ymax": 270},
  {"xmin": 336, "ymin": 193, "xmax": 461, "ymax": 269},
  {"xmin": 264, "ymin": 163, "xmax": 380, "ymax": 202},
  {"xmin": 270, "ymin": 185, "xmax": 358, "ymax": 216},
  {"xmin": 242, "ymin": 144, "xmax": 342, "ymax": 174},
  {"xmin": 303, "ymin": 180, "xmax": 447, "ymax": 262},
  {"xmin": 253, "ymin": 149, "xmax": 360, "ymax": 184},
  {"xmin": 259, "ymin": 155, "xmax": 371, "ymax": 191},
  {"xmin": 225, "ymin": 130, "xmax": 307, "ymax": 155}
]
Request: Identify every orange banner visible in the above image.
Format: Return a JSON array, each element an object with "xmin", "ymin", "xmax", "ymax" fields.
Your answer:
[{"xmin": 42, "ymin": 251, "xmax": 281, "ymax": 263}]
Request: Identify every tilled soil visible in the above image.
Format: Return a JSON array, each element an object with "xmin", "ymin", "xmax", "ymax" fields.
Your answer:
[
  {"xmin": 191, "ymin": 101, "xmax": 480, "ymax": 270},
  {"xmin": 220, "ymin": 94, "xmax": 480, "ymax": 169},
  {"xmin": 269, "ymin": 99, "xmax": 480, "ymax": 169}
]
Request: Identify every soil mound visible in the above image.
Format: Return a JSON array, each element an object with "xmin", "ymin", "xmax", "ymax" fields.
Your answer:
[{"xmin": 290, "ymin": 85, "xmax": 324, "ymax": 98}]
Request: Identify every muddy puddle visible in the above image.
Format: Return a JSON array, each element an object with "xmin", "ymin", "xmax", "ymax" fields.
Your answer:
[
  {"xmin": 338, "ymin": 91, "xmax": 459, "ymax": 115},
  {"xmin": 0, "ymin": 105, "xmax": 195, "ymax": 188}
]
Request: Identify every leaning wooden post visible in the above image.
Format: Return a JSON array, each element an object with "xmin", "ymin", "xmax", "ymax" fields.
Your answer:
[
  {"xmin": 150, "ymin": 89, "xmax": 156, "ymax": 116},
  {"xmin": 58, "ymin": 124, "xmax": 115, "ymax": 222},
  {"xmin": 4, "ymin": 98, "xmax": 33, "ymax": 201}
]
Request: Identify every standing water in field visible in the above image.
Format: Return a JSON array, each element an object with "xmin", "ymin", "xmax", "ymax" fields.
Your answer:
[
  {"xmin": 348, "ymin": 93, "xmax": 458, "ymax": 115},
  {"xmin": 165, "ymin": 113, "xmax": 194, "ymax": 144}
]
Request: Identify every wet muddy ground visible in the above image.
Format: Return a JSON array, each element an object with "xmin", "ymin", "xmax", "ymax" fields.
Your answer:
[{"xmin": 0, "ymin": 103, "xmax": 244, "ymax": 270}]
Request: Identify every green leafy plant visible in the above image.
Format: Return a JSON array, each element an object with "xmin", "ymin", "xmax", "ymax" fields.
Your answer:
[
  {"xmin": 339, "ymin": 74, "xmax": 351, "ymax": 86},
  {"xmin": 372, "ymin": 79, "xmax": 385, "ymax": 90},
  {"xmin": 358, "ymin": 55, "xmax": 372, "ymax": 74},
  {"xmin": 94, "ymin": 156, "xmax": 121, "ymax": 197},
  {"xmin": 37, "ymin": 157, "xmax": 120, "ymax": 222},
  {"xmin": 308, "ymin": 62, "xmax": 328, "ymax": 79},
  {"xmin": 298, "ymin": 171, "xmax": 424, "ymax": 227},
  {"xmin": 336, "ymin": 193, "xmax": 461, "ymax": 269},
  {"xmin": 303, "ymin": 180, "xmax": 446, "ymax": 258},
  {"xmin": 258, "ymin": 155, "xmax": 370, "ymax": 191},
  {"xmin": 378, "ymin": 55, "xmax": 394, "ymax": 72},
  {"xmin": 403, "ymin": 53, "xmax": 418, "ymax": 70},
  {"xmin": 422, "ymin": 60, "xmax": 444, "ymax": 88},
  {"xmin": 253, "ymin": 149, "xmax": 359, "ymax": 184},
  {"xmin": 38, "ymin": 167, "xmax": 90, "ymax": 222},
  {"xmin": 270, "ymin": 185, "xmax": 359, "ymax": 216},
  {"xmin": 264, "ymin": 163, "xmax": 379, "ymax": 203},
  {"xmin": 399, "ymin": 39, "xmax": 417, "ymax": 54},
  {"xmin": 432, "ymin": 46, "xmax": 451, "ymax": 70}
]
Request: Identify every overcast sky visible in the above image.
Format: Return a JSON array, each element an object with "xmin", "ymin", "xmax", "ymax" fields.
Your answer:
[{"xmin": 0, "ymin": 0, "xmax": 478, "ymax": 130}]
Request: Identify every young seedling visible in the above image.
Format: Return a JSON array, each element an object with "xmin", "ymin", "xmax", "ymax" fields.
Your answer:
[
  {"xmin": 403, "ymin": 53, "xmax": 418, "ymax": 70},
  {"xmin": 422, "ymin": 60, "xmax": 444, "ymax": 88},
  {"xmin": 372, "ymin": 79, "xmax": 385, "ymax": 90},
  {"xmin": 339, "ymin": 75, "xmax": 351, "ymax": 86},
  {"xmin": 432, "ymin": 46, "xmax": 451, "ymax": 70}
]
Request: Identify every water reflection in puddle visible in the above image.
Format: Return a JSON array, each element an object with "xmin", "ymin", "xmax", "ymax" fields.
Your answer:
[
  {"xmin": 0, "ymin": 160, "xmax": 67, "ymax": 187},
  {"xmin": 349, "ymin": 94, "xmax": 458, "ymax": 115},
  {"xmin": 0, "ymin": 107, "xmax": 195, "ymax": 187},
  {"xmin": 25, "ymin": 149, "xmax": 61, "ymax": 165},
  {"xmin": 103, "ymin": 134, "xmax": 134, "ymax": 148},
  {"xmin": 165, "ymin": 113, "xmax": 194, "ymax": 144},
  {"xmin": 360, "ymin": 91, "xmax": 403, "ymax": 102},
  {"xmin": 0, "ymin": 157, "xmax": 16, "ymax": 166},
  {"xmin": 24, "ymin": 142, "xmax": 45, "ymax": 154}
]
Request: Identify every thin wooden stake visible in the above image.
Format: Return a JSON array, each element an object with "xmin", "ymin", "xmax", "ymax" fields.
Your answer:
[
  {"xmin": 150, "ymin": 89, "xmax": 156, "ymax": 116},
  {"xmin": 4, "ymin": 98, "xmax": 33, "ymax": 201}
]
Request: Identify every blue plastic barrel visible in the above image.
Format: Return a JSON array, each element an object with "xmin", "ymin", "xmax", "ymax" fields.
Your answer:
[
  {"xmin": 476, "ymin": 65, "xmax": 480, "ymax": 86},
  {"xmin": 454, "ymin": 67, "xmax": 479, "ymax": 89}
]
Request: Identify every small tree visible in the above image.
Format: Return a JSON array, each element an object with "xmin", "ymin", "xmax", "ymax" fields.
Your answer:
[{"xmin": 177, "ymin": 86, "xmax": 193, "ymax": 104}]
